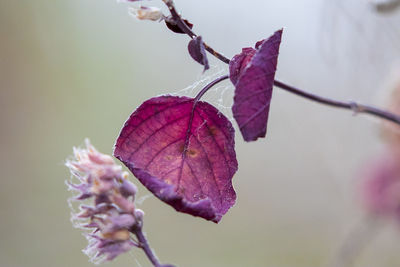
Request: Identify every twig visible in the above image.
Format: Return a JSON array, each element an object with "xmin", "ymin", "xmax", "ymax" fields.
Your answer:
[
  {"xmin": 162, "ymin": 0, "xmax": 230, "ymax": 64},
  {"xmin": 131, "ymin": 220, "xmax": 173, "ymax": 267},
  {"xmin": 274, "ymin": 80, "xmax": 400, "ymax": 125},
  {"xmin": 161, "ymin": 0, "xmax": 400, "ymax": 126}
]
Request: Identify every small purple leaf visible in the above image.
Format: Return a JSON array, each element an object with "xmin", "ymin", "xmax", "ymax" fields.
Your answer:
[
  {"xmin": 229, "ymin": 47, "xmax": 256, "ymax": 85},
  {"xmin": 165, "ymin": 18, "xmax": 194, "ymax": 34},
  {"xmin": 188, "ymin": 36, "xmax": 209, "ymax": 72},
  {"xmin": 114, "ymin": 96, "xmax": 238, "ymax": 223},
  {"xmin": 230, "ymin": 29, "xmax": 283, "ymax": 142}
]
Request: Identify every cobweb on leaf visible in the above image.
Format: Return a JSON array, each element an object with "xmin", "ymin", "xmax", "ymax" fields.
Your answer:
[{"xmin": 171, "ymin": 64, "xmax": 235, "ymax": 122}]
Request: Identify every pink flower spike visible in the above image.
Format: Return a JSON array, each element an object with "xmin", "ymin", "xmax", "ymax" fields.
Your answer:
[
  {"xmin": 66, "ymin": 140, "xmax": 140, "ymax": 263},
  {"xmin": 360, "ymin": 150, "xmax": 400, "ymax": 221}
]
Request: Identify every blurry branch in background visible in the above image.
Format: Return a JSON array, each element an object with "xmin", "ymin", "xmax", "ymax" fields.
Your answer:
[
  {"xmin": 328, "ymin": 215, "xmax": 381, "ymax": 267},
  {"xmin": 372, "ymin": 0, "xmax": 400, "ymax": 14},
  {"xmin": 329, "ymin": 74, "xmax": 400, "ymax": 267}
]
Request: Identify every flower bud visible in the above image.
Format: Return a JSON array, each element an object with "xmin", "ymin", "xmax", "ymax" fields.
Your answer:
[
  {"xmin": 130, "ymin": 6, "xmax": 163, "ymax": 21},
  {"xmin": 97, "ymin": 212, "xmax": 134, "ymax": 233},
  {"xmin": 111, "ymin": 194, "xmax": 135, "ymax": 213},
  {"xmin": 134, "ymin": 209, "xmax": 145, "ymax": 222},
  {"xmin": 102, "ymin": 229, "xmax": 131, "ymax": 241},
  {"xmin": 119, "ymin": 178, "xmax": 138, "ymax": 198}
]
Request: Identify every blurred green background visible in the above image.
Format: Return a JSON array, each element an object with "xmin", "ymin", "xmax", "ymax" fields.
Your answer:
[{"xmin": 1, "ymin": 0, "xmax": 400, "ymax": 266}]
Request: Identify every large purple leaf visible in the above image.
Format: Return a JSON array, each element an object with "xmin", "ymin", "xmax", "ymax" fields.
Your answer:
[
  {"xmin": 230, "ymin": 29, "xmax": 283, "ymax": 142},
  {"xmin": 114, "ymin": 96, "xmax": 238, "ymax": 223}
]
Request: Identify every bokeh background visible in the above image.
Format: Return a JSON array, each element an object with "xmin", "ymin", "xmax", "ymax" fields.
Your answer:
[{"xmin": 1, "ymin": 0, "xmax": 400, "ymax": 266}]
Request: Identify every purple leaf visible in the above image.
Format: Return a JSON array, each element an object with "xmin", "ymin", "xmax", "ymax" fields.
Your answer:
[
  {"xmin": 165, "ymin": 18, "xmax": 194, "ymax": 34},
  {"xmin": 188, "ymin": 36, "xmax": 209, "ymax": 72},
  {"xmin": 229, "ymin": 47, "xmax": 256, "ymax": 85},
  {"xmin": 229, "ymin": 29, "xmax": 283, "ymax": 142},
  {"xmin": 114, "ymin": 96, "xmax": 238, "ymax": 223}
]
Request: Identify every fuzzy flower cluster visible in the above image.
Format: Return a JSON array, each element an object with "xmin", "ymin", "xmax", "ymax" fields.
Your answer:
[{"xmin": 66, "ymin": 139, "xmax": 143, "ymax": 263}]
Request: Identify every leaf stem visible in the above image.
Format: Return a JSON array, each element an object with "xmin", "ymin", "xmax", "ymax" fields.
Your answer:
[
  {"xmin": 131, "ymin": 221, "xmax": 173, "ymax": 267},
  {"xmin": 161, "ymin": 0, "xmax": 400, "ymax": 126},
  {"xmin": 194, "ymin": 74, "xmax": 229, "ymax": 102}
]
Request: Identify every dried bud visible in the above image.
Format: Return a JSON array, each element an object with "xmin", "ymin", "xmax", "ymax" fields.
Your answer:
[
  {"xmin": 130, "ymin": 6, "xmax": 163, "ymax": 21},
  {"xmin": 66, "ymin": 139, "xmax": 141, "ymax": 263}
]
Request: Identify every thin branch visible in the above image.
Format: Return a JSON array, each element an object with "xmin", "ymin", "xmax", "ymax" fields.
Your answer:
[
  {"xmin": 274, "ymin": 80, "xmax": 400, "ymax": 125},
  {"xmin": 131, "ymin": 221, "xmax": 173, "ymax": 267},
  {"xmin": 161, "ymin": 0, "xmax": 400, "ymax": 126},
  {"xmin": 162, "ymin": 0, "xmax": 230, "ymax": 64}
]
